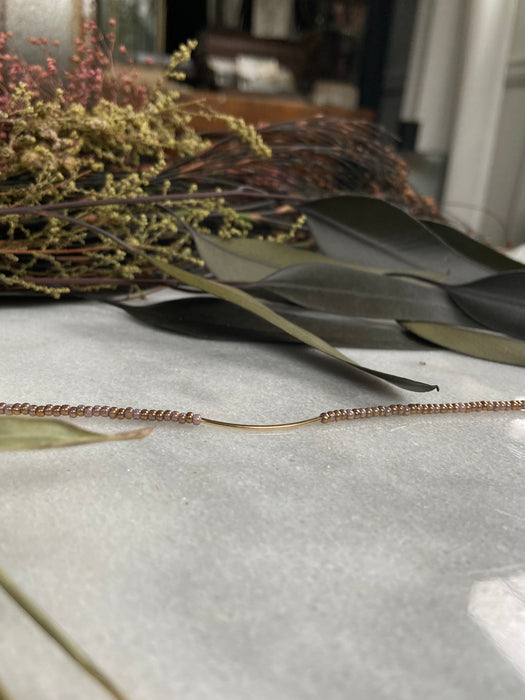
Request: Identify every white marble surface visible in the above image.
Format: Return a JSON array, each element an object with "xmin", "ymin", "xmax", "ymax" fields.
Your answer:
[{"xmin": 1, "ymin": 296, "xmax": 525, "ymax": 699}]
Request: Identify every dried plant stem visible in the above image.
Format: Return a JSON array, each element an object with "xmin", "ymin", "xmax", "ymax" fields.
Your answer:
[
  {"xmin": 16, "ymin": 276, "xmax": 185, "ymax": 288},
  {"xmin": 0, "ymin": 186, "xmax": 293, "ymax": 219},
  {"xmin": 0, "ymin": 565, "xmax": 128, "ymax": 700}
]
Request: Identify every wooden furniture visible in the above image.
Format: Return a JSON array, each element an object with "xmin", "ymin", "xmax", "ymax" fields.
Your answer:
[
  {"xmin": 131, "ymin": 64, "xmax": 374, "ymax": 130},
  {"xmin": 180, "ymin": 89, "xmax": 374, "ymax": 129}
]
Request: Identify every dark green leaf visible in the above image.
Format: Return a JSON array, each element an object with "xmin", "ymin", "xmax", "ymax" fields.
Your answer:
[
  {"xmin": 192, "ymin": 230, "xmax": 392, "ymax": 282},
  {"xmin": 113, "ymin": 250, "xmax": 439, "ymax": 391},
  {"xmin": 246, "ymin": 262, "xmax": 473, "ymax": 325},
  {"xmin": 402, "ymin": 322, "xmax": 525, "ymax": 366},
  {"xmin": 303, "ymin": 195, "xmax": 495, "ymax": 283},
  {"xmin": 422, "ymin": 219, "xmax": 524, "ymax": 273},
  {"xmin": 54, "ymin": 213, "xmax": 440, "ymax": 392},
  {"xmin": 446, "ymin": 270, "xmax": 525, "ymax": 339},
  {"xmin": 120, "ymin": 296, "xmax": 429, "ymax": 350}
]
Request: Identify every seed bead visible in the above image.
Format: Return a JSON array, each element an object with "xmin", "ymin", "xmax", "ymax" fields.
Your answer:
[{"xmin": 1, "ymin": 398, "xmax": 523, "ymax": 431}]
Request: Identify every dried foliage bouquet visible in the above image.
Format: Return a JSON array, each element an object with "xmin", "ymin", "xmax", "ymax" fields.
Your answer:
[
  {"xmin": 0, "ymin": 20, "xmax": 434, "ymax": 298},
  {"xmin": 0, "ymin": 20, "xmax": 523, "ymax": 394}
]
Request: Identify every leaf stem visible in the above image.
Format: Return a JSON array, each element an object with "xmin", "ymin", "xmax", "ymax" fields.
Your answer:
[{"xmin": 0, "ymin": 565, "xmax": 129, "ymax": 700}]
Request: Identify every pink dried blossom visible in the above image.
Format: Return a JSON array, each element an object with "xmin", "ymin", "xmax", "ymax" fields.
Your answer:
[{"xmin": 0, "ymin": 20, "xmax": 150, "ymax": 119}]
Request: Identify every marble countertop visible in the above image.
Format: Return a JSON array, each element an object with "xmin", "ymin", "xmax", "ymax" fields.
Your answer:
[{"xmin": 1, "ymin": 296, "xmax": 524, "ymax": 699}]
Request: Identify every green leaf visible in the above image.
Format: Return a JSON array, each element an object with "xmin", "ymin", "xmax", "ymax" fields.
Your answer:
[
  {"xmin": 192, "ymin": 230, "xmax": 391, "ymax": 282},
  {"xmin": 402, "ymin": 322, "xmax": 525, "ymax": 366},
  {"xmin": 129, "ymin": 257, "xmax": 438, "ymax": 391},
  {"xmin": 119, "ymin": 296, "xmax": 429, "ymax": 349},
  {"xmin": 422, "ymin": 219, "xmax": 524, "ymax": 273},
  {"xmin": 0, "ymin": 416, "xmax": 152, "ymax": 451},
  {"xmin": 446, "ymin": 270, "xmax": 525, "ymax": 340},
  {"xmin": 53, "ymin": 213, "xmax": 440, "ymax": 392},
  {"xmin": 245, "ymin": 263, "xmax": 473, "ymax": 325},
  {"xmin": 303, "ymin": 195, "xmax": 496, "ymax": 283}
]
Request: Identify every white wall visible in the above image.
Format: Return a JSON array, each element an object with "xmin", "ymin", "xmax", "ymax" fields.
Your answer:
[
  {"xmin": 441, "ymin": 0, "xmax": 517, "ymax": 237},
  {"xmin": 481, "ymin": 0, "xmax": 525, "ymax": 245},
  {"xmin": 400, "ymin": 0, "xmax": 468, "ymax": 154},
  {"xmin": 403, "ymin": 0, "xmax": 522, "ymax": 244}
]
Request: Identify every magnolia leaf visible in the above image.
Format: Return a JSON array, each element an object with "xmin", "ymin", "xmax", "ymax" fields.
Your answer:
[
  {"xmin": 422, "ymin": 219, "xmax": 524, "ymax": 273},
  {"xmin": 127, "ymin": 256, "xmax": 438, "ymax": 391},
  {"xmin": 119, "ymin": 296, "xmax": 428, "ymax": 349},
  {"xmin": 303, "ymin": 195, "xmax": 494, "ymax": 283},
  {"xmin": 446, "ymin": 270, "xmax": 525, "ymax": 340},
  {"xmin": 245, "ymin": 263, "xmax": 473, "ymax": 325},
  {"xmin": 55, "ymin": 213, "xmax": 440, "ymax": 391},
  {"xmin": 0, "ymin": 416, "xmax": 152, "ymax": 451},
  {"xmin": 402, "ymin": 322, "xmax": 525, "ymax": 366},
  {"xmin": 192, "ymin": 230, "xmax": 392, "ymax": 282}
]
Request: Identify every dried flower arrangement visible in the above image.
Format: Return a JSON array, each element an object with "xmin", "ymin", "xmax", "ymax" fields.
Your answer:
[
  {"xmin": 0, "ymin": 18, "xmax": 523, "ymax": 392},
  {"xmin": 0, "ymin": 20, "xmax": 435, "ymax": 299}
]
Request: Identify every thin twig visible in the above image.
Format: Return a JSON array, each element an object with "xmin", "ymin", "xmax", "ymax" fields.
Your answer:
[{"xmin": 0, "ymin": 186, "xmax": 300, "ymax": 219}]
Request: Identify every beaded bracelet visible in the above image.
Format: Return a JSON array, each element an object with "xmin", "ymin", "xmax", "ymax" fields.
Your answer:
[{"xmin": 1, "ymin": 400, "xmax": 524, "ymax": 431}]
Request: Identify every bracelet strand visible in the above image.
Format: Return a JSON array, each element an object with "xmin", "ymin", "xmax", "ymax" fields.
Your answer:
[{"xmin": 1, "ymin": 400, "xmax": 524, "ymax": 431}]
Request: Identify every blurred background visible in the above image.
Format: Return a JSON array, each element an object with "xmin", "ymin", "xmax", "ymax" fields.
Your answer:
[{"xmin": 2, "ymin": 0, "xmax": 525, "ymax": 246}]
